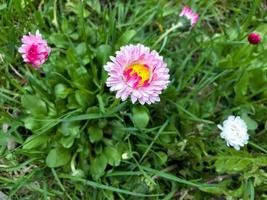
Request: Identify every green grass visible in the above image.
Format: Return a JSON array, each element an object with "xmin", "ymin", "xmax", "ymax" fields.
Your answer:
[{"xmin": 1, "ymin": 0, "xmax": 267, "ymax": 199}]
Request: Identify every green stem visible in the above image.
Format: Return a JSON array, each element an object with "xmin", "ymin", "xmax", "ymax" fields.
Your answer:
[
  {"xmin": 51, "ymin": 168, "xmax": 73, "ymax": 200},
  {"xmin": 249, "ymin": 141, "xmax": 267, "ymax": 154},
  {"xmin": 152, "ymin": 22, "xmax": 182, "ymax": 48},
  {"xmin": 140, "ymin": 119, "xmax": 169, "ymax": 162}
]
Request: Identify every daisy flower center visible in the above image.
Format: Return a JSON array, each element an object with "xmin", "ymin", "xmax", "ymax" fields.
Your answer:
[
  {"xmin": 123, "ymin": 64, "xmax": 150, "ymax": 88},
  {"xmin": 27, "ymin": 44, "xmax": 38, "ymax": 60},
  {"xmin": 229, "ymin": 124, "xmax": 241, "ymax": 137}
]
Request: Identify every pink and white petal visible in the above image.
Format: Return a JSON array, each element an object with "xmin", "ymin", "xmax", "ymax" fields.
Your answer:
[
  {"xmin": 121, "ymin": 88, "xmax": 132, "ymax": 101},
  {"xmin": 110, "ymin": 82, "xmax": 125, "ymax": 91},
  {"xmin": 131, "ymin": 94, "xmax": 138, "ymax": 104},
  {"xmin": 132, "ymin": 89, "xmax": 142, "ymax": 98},
  {"xmin": 138, "ymin": 97, "xmax": 146, "ymax": 105},
  {"xmin": 21, "ymin": 36, "xmax": 33, "ymax": 44},
  {"xmin": 104, "ymin": 44, "xmax": 169, "ymax": 104},
  {"xmin": 106, "ymin": 79, "xmax": 122, "ymax": 86}
]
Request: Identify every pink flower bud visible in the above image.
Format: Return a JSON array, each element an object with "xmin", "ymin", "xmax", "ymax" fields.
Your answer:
[
  {"xmin": 179, "ymin": 6, "xmax": 199, "ymax": 28},
  {"xmin": 18, "ymin": 30, "xmax": 51, "ymax": 68},
  {"xmin": 248, "ymin": 33, "xmax": 261, "ymax": 45}
]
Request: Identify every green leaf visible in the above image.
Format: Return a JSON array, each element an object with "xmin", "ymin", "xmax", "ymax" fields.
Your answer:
[
  {"xmin": 98, "ymin": 119, "xmax": 107, "ymax": 129},
  {"xmin": 0, "ymin": 132, "xmax": 8, "ymax": 147},
  {"xmin": 115, "ymin": 30, "xmax": 136, "ymax": 49},
  {"xmin": 90, "ymin": 154, "xmax": 107, "ymax": 179},
  {"xmin": 255, "ymin": 156, "xmax": 267, "ymax": 167},
  {"xmin": 55, "ymin": 83, "xmax": 71, "ymax": 99},
  {"xmin": 95, "ymin": 143, "xmax": 103, "ymax": 155},
  {"xmin": 66, "ymin": 48, "xmax": 77, "ymax": 64},
  {"xmin": 132, "ymin": 182, "xmax": 149, "ymax": 195},
  {"xmin": 155, "ymin": 151, "xmax": 168, "ymax": 165},
  {"xmin": 49, "ymin": 33, "xmax": 68, "ymax": 48},
  {"xmin": 67, "ymin": 94, "xmax": 79, "ymax": 109},
  {"xmin": 75, "ymin": 42, "xmax": 87, "ymax": 56},
  {"xmin": 23, "ymin": 116, "xmax": 44, "ymax": 131},
  {"xmin": 159, "ymin": 134, "xmax": 172, "ymax": 144},
  {"xmin": 70, "ymin": 67, "xmax": 91, "ymax": 89},
  {"xmin": 111, "ymin": 120, "xmax": 125, "ymax": 140},
  {"xmin": 241, "ymin": 113, "xmax": 258, "ymax": 131},
  {"xmin": 131, "ymin": 106, "xmax": 150, "ymax": 129},
  {"xmin": 234, "ymin": 72, "xmax": 250, "ymax": 103},
  {"xmin": 85, "ymin": 26, "xmax": 97, "ymax": 44},
  {"xmin": 0, "ymin": 3, "xmax": 7, "ymax": 10},
  {"xmin": 60, "ymin": 136, "xmax": 76, "ymax": 148},
  {"xmin": 104, "ymin": 146, "xmax": 121, "ymax": 166},
  {"xmin": 95, "ymin": 44, "xmax": 112, "ymax": 65},
  {"xmin": 59, "ymin": 122, "xmax": 80, "ymax": 137},
  {"xmin": 199, "ymin": 185, "xmax": 225, "ymax": 194},
  {"xmin": 88, "ymin": 126, "xmax": 103, "ymax": 143},
  {"xmin": 96, "ymin": 94, "xmax": 105, "ymax": 113},
  {"xmin": 62, "ymin": 113, "xmax": 114, "ymax": 122},
  {"xmin": 46, "ymin": 147, "xmax": 71, "ymax": 168},
  {"xmin": 21, "ymin": 95, "xmax": 47, "ymax": 116},
  {"xmin": 214, "ymin": 154, "xmax": 267, "ymax": 173},
  {"xmin": 86, "ymin": 0, "xmax": 101, "ymax": 14},
  {"xmin": 60, "ymin": 174, "xmax": 162, "ymax": 197},
  {"xmin": 75, "ymin": 90, "xmax": 95, "ymax": 107},
  {"xmin": 250, "ymin": 68, "xmax": 267, "ymax": 93},
  {"xmin": 215, "ymin": 156, "xmax": 250, "ymax": 173},
  {"xmin": 23, "ymin": 135, "xmax": 48, "ymax": 150}
]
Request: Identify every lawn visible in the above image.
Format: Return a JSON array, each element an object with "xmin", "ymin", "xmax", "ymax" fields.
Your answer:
[{"xmin": 1, "ymin": 0, "xmax": 267, "ymax": 199}]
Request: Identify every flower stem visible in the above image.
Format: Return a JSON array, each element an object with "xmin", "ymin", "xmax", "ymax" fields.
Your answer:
[
  {"xmin": 249, "ymin": 141, "xmax": 267, "ymax": 154},
  {"xmin": 152, "ymin": 22, "xmax": 182, "ymax": 48}
]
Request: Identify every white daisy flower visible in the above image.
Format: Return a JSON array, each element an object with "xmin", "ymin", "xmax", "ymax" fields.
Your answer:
[{"xmin": 217, "ymin": 115, "xmax": 249, "ymax": 151}]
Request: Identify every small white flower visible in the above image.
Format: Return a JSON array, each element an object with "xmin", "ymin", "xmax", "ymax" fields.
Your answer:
[
  {"xmin": 217, "ymin": 115, "xmax": 249, "ymax": 151},
  {"xmin": 121, "ymin": 152, "xmax": 131, "ymax": 160}
]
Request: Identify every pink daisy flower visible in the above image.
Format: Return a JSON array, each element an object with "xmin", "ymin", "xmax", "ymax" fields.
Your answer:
[
  {"xmin": 104, "ymin": 44, "xmax": 170, "ymax": 105},
  {"xmin": 179, "ymin": 6, "xmax": 199, "ymax": 27},
  {"xmin": 18, "ymin": 30, "xmax": 51, "ymax": 68}
]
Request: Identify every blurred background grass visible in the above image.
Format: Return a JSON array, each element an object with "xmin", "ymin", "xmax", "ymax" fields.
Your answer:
[{"xmin": 1, "ymin": 0, "xmax": 267, "ymax": 199}]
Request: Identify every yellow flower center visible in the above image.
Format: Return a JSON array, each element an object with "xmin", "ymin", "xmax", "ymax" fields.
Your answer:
[{"xmin": 123, "ymin": 64, "xmax": 150, "ymax": 87}]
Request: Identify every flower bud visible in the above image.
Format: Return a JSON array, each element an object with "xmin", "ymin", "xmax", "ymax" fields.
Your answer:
[
  {"xmin": 248, "ymin": 33, "xmax": 261, "ymax": 45},
  {"xmin": 179, "ymin": 6, "xmax": 199, "ymax": 29}
]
